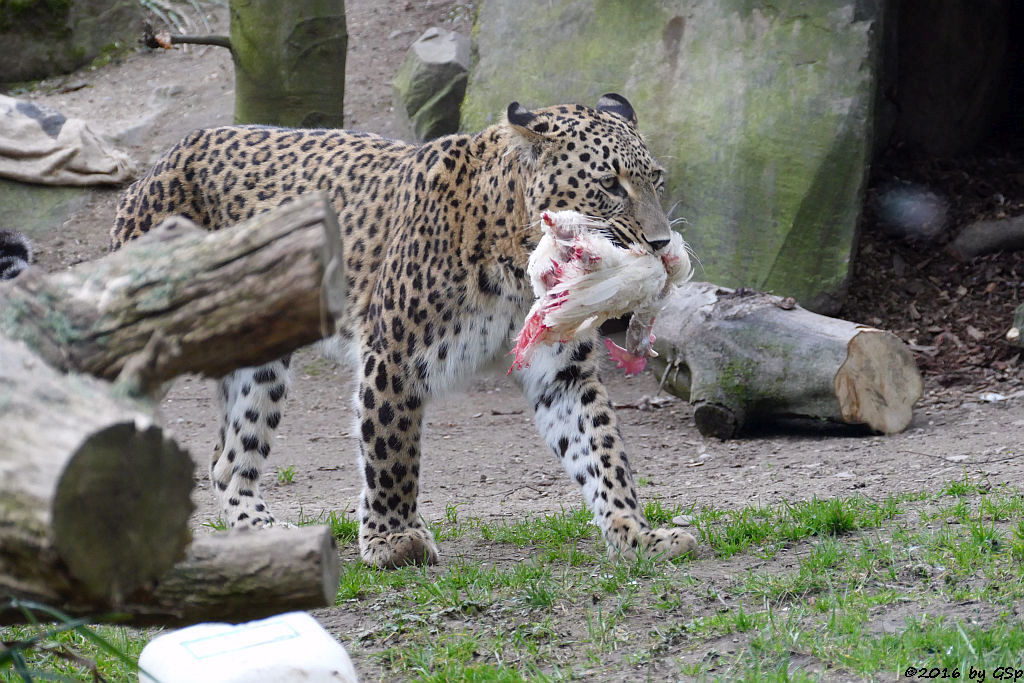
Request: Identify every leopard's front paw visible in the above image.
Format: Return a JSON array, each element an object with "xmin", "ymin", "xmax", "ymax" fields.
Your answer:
[
  {"xmin": 605, "ymin": 515, "xmax": 696, "ymax": 561},
  {"xmin": 638, "ymin": 527, "xmax": 696, "ymax": 560},
  {"xmin": 360, "ymin": 527, "xmax": 439, "ymax": 568}
]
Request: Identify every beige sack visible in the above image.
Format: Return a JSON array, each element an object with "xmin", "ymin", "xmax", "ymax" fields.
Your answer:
[{"xmin": 0, "ymin": 95, "xmax": 135, "ymax": 186}]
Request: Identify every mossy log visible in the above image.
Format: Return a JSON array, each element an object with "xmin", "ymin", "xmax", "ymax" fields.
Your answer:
[
  {"xmin": 0, "ymin": 527, "xmax": 341, "ymax": 626},
  {"xmin": 0, "ymin": 336, "xmax": 194, "ymax": 610},
  {"xmin": 0, "ymin": 191, "xmax": 345, "ymax": 394},
  {"xmin": 651, "ymin": 283, "xmax": 923, "ymax": 439}
]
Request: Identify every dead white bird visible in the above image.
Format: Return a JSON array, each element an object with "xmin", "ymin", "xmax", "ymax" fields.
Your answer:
[{"xmin": 510, "ymin": 210, "xmax": 692, "ymax": 374}]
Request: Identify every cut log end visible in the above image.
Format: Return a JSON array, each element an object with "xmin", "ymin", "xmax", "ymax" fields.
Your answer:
[
  {"xmin": 693, "ymin": 401, "xmax": 742, "ymax": 440},
  {"xmin": 0, "ymin": 337, "xmax": 195, "ymax": 608},
  {"xmin": 834, "ymin": 329, "xmax": 924, "ymax": 434},
  {"xmin": 53, "ymin": 421, "xmax": 195, "ymax": 603}
]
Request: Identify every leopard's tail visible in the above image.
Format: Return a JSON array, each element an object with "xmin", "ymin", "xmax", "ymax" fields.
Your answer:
[{"xmin": 0, "ymin": 229, "xmax": 32, "ymax": 280}]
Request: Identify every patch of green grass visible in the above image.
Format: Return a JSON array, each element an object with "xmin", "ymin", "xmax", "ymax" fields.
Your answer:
[
  {"xmin": 0, "ymin": 600, "xmax": 151, "ymax": 682},
  {"xmin": 429, "ymin": 503, "xmax": 476, "ymax": 542},
  {"xmin": 412, "ymin": 560, "xmax": 495, "ymax": 612},
  {"xmin": 1011, "ymin": 520, "xmax": 1024, "ymax": 561},
  {"xmin": 201, "ymin": 517, "xmax": 227, "ymax": 531},
  {"xmin": 643, "ymin": 498, "xmax": 687, "ymax": 526},
  {"xmin": 522, "ymin": 579, "xmax": 557, "ymax": 609},
  {"xmin": 942, "ymin": 473, "xmax": 989, "ymax": 497},
  {"xmin": 296, "ymin": 508, "xmax": 359, "ymax": 544},
  {"xmin": 693, "ymin": 494, "xmax": 906, "ymax": 558},
  {"xmin": 336, "ymin": 561, "xmax": 422, "ymax": 602},
  {"xmin": 377, "ymin": 632, "xmax": 529, "ymax": 682},
  {"xmin": 479, "ymin": 506, "xmax": 597, "ymax": 555},
  {"xmin": 276, "ymin": 464, "xmax": 297, "ymax": 484}
]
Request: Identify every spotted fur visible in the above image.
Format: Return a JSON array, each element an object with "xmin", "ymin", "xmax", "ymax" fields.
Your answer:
[
  {"xmin": 111, "ymin": 94, "xmax": 697, "ymax": 567},
  {"xmin": 0, "ymin": 229, "xmax": 32, "ymax": 280}
]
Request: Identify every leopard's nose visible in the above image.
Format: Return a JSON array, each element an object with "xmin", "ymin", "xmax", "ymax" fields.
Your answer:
[{"xmin": 646, "ymin": 238, "xmax": 670, "ymax": 252}]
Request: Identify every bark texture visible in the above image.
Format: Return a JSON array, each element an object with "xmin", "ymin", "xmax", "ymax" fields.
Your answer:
[{"xmin": 230, "ymin": 0, "xmax": 348, "ymax": 127}]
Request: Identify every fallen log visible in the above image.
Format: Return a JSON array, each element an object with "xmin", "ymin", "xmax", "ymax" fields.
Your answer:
[
  {"xmin": 948, "ymin": 215, "xmax": 1024, "ymax": 260},
  {"xmin": 135, "ymin": 526, "xmax": 341, "ymax": 626},
  {"xmin": 0, "ymin": 191, "xmax": 345, "ymax": 393},
  {"xmin": 0, "ymin": 336, "xmax": 194, "ymax": 609},
  {"xmin": 650, "ymin": 283, "xmax": 923, "ymax": 439},
  {"xmin": 1, "ymin": 527, "xmax": 341, "ymax": 626}
]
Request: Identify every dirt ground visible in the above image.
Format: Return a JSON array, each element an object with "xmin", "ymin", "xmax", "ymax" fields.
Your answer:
[{"xmin": 8, "ymin": 0, "xmax": 1024, "ymax": 678}]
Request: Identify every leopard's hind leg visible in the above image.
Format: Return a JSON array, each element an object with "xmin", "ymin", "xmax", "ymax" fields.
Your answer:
[{"xmin": 211, "ymin": 357, "xmax": 292, "ymax": 528}]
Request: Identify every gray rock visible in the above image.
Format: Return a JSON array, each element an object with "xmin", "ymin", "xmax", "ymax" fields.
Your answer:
[
  {"xmin": 462, "ymin": 1, "xmax": 883, "ymax": 314},
  {"xmin": 0, "ymin": 0, "xmax": 143, "ymax": 83},
  {"xmin": 392, "ymin": 27, "xmax": 470, "ymax": 142}
]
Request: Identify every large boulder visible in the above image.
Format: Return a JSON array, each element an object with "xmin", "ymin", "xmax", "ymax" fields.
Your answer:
[
  {"xmin": 462, "ymin": 1, "xmax": 882, "ymax": 313},
  {"xmin": 393, "ymin": 27, "xmax": 470, "ymax": 142},
  {"xmin": 0, "ymin": 0, "xmax": 143, "ymax": 83}
]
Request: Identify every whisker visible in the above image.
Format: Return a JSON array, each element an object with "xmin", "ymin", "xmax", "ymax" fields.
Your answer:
[{"xmin": 684, "ymin": 244, "xmax": 704, "ymax": 273}]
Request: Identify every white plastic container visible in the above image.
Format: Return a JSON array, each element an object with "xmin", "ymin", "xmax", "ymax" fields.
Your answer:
[{"xmin": 138, "ymin": 611, "xmax": 358, "ymax": 683}]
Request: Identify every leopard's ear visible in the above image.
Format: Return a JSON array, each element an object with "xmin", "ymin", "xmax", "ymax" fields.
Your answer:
[
  {"xmin": 506, "ymin": 101, "xmax": 553, "ymax": 141},
  {"xmin": 596, "ymin": 93, "xmax": 637, "ymax": 125}
]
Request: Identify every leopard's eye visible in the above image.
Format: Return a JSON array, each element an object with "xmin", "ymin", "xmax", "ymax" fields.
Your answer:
[
  {"xmin": 652, "ymin": 169, "xmax": 665, "ymax": 195},
  {"xmin": 599, "ymin": 175, "xmax": 625, "ymax": 196}
]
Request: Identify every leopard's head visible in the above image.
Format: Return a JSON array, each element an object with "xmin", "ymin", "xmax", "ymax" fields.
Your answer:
[{"xmin": 505, "ymin": 93, "xmax": 673, "ymax": 253}]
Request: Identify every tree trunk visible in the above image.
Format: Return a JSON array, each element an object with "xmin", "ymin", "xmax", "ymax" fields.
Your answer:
[
  {"xmin": 0, "ymin": 337, "xmax": 194, "ymax": 609},
  {"xmin": 230, "ymin": 0, "xmax": 348, "ymax": 127},
  {"xmin": 1, "ymin": 527, "xmax": 341, "ymax": 626},
  {"xmin": 650, "ymin": 283, "xmax": 923, "ymax": 439},
  {"xmin": 0, "ymin": 192, "xmax": 345, "ymax": 393}
]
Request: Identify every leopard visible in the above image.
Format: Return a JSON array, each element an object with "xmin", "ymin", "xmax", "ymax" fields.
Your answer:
[
  {"xmin": 0, "ymin": 229, "xmax": 32, "ymax": 280},
  {"xmin": 111, "ymin": 93, "xmax": 698, "ymax": 568}
]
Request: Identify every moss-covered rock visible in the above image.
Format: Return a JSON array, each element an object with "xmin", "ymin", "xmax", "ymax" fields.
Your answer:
[
  {"xmin": 0, "ymin": 0, "xmax": 141, "ymax": 82},
  {"xmin": 463, "ymin": 0, "xmax": 882, "ymax": 313},
  {"xmin": 392, "ymin": 27, "xmax": 470, "ymax": 142}
]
